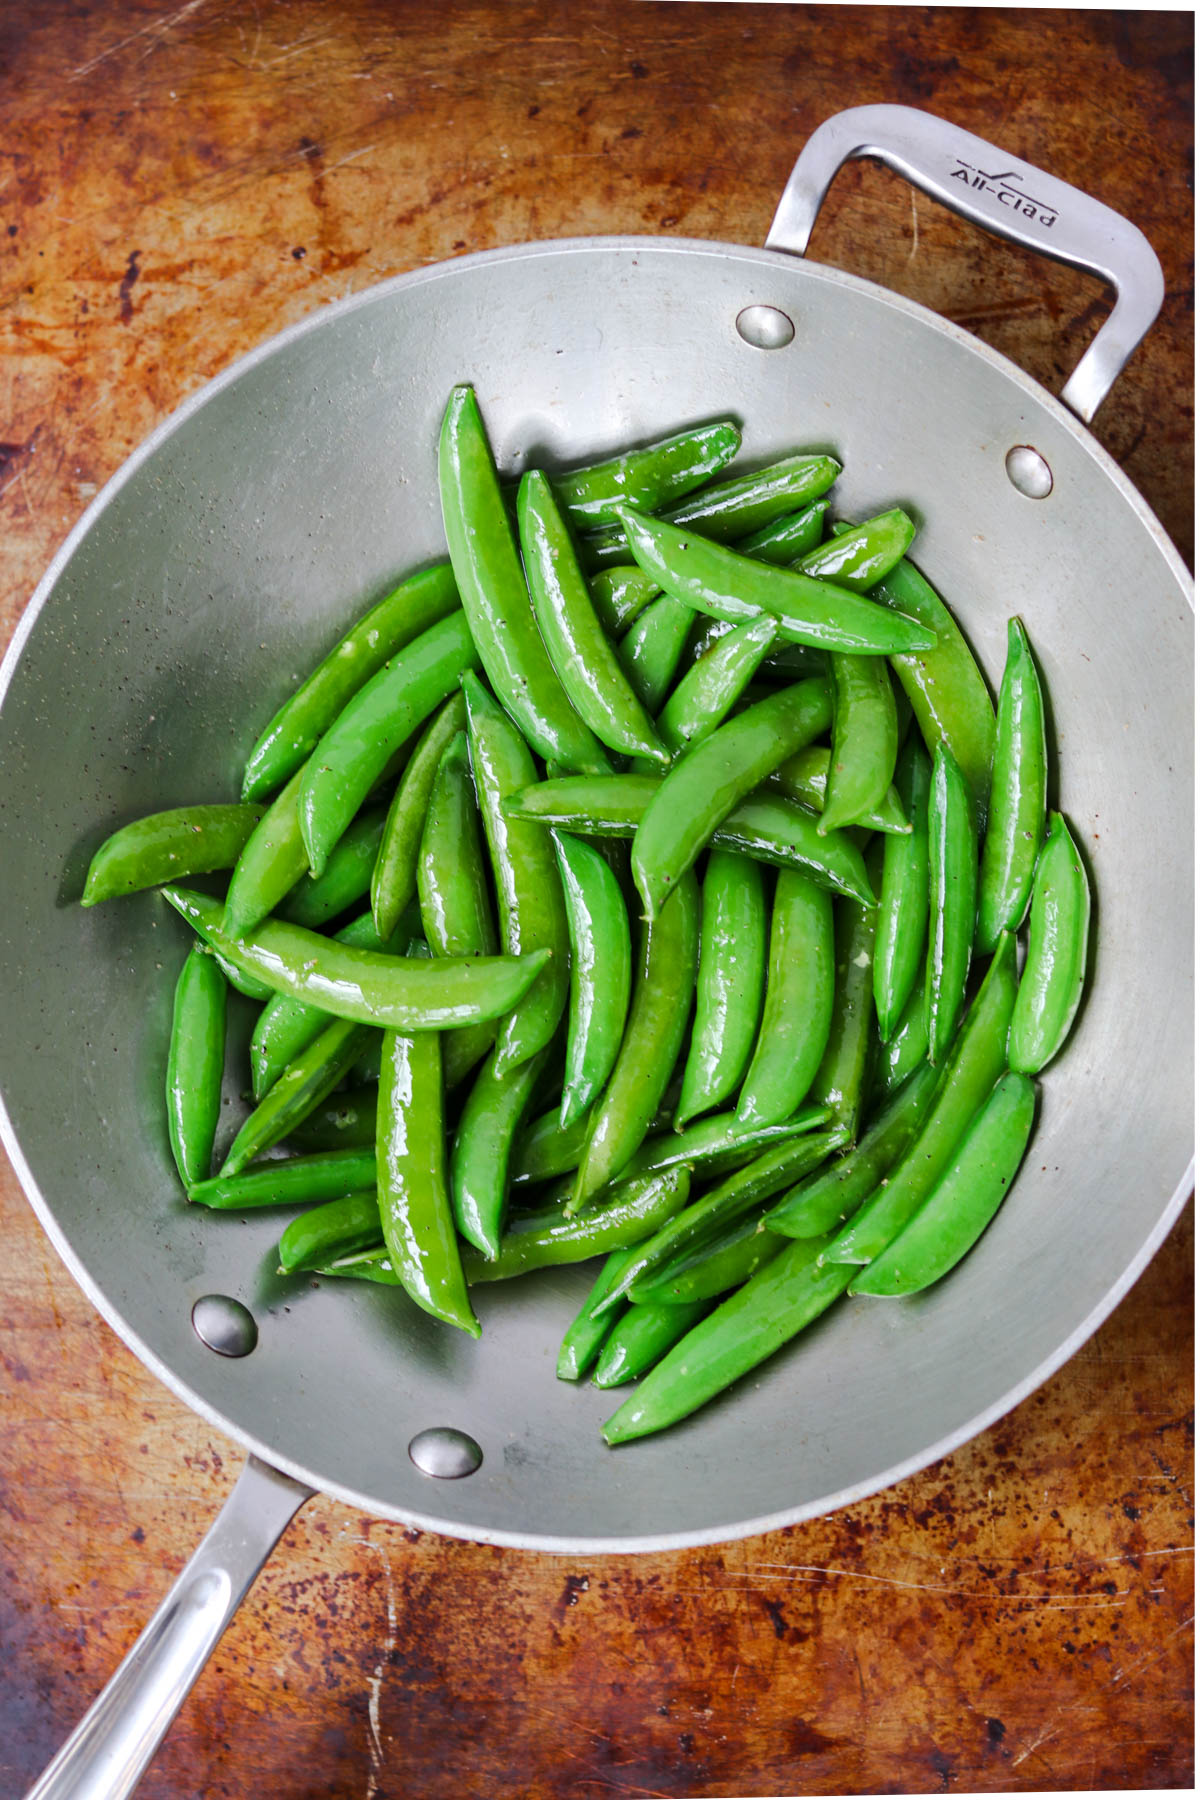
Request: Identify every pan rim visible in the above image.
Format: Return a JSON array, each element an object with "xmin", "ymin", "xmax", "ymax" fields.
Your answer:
[{"xmin": 0, "ymin": 230, "xmax": 1193, "ymax": 1551}]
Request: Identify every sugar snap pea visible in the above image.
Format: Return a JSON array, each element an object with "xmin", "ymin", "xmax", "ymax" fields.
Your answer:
[
  {"xmin": 592, "ymin": 1296, "xmax": 711, "ymax": 1388},
  {"xmin": 976, "ymin": 617, "xmax": 1047, "ymax": 955},
  {"xmin": 162, "ymin": 884, "xmax": 550, "ymax": 1030},
  {"xmin": 417, "ymin": 731, "xmax": 497, "ymax": 960},
  {"xmin": 806, "ymin": 864, "xmax": 880, "ymax": 1142},
  {"xmin": 824, "ymin": 931, "xmax": 1018, "ymax": 1265},
  {"xmin": 165, "ymin": 944, "xmax": 227, "ymax": 1188},
  {"xmin": 795, "ymin": 507, "xmax": 915, "ymax": 591},
  {"xmin": 222, "ymin": 765, "xmax": 310, "ymax": 939},
  {"xmin": 370, "ymin": 690, "xmax": 467, "ymax": 940},
  {"xmin": 584, "ymin": 452, "xmax": 842, "ymax": 567},
  {"xmin": 438, "ymin": 385, "xmax": 610, "ymax": 774},
  {"xmin": 278, "ymin": 1191, "xmax": 383, "ymax": 1275},
  {"xmin": 872, "ymin": 556, "xmax": 996, "ymax": 834},
  {"xmin": 379, "ymin": 1028, "xmax": 479, "ymax": 1334},
  {"xmin": 872, "ymin": 983, "xmax": 930, "ymax": 1098},
  {"xmin": 601, "ymin": 1234, "xmax": 854, "ymax": 1445},
  {"xmin": 587, "ymin": 567, "xmax": 662, "ymax": 637},
  {"xmin": 872, "ymin": 733, "xmax": 932, "ymax": 1041},
  {"xmin": 766, "ymin": 744, "xmax": 909, "ymax": 835},
  {"xmin": 821, "ymin": 651, "xmax": 899, "ymax": 833},
  {"xmin": 557, "ymin": 1248, "xmax": 639, "ymax": 1381},
  {"xmin": 220, "ymin": 1015, "xmax": 377, "ymax": 1178},
  {"xmin": 554, "ymin": 830, "xmax": 632, "ymax": 1129},
  {"xmin": 241, "ymin": 562, "xmax": 462, "ymax": 803},
  {"xmin": 82, "ymin": 803, "xmax": 266, "ymax": 906},
  {"xmin": 850, "ymin": 1069, "xmax": 1037, "ymax": 1296},
  {"xmin": 632, "ymin": 683, "xmax": 842, "ymax": 920},
  {"xmin": 616, "ymin": 593, "xmax": 694, "ymax": 713},
  {"xmin": 189, "ymin": 1146, "xmax": 377, "ymax": 1210},
  {"xmin": 617, "ymin": 506, "xmax": 938, "ymax": 654},
  {"xmin": 463, "ymin": 672, "xmax": 570, "ymax": 1077},
  {"xmin": 463, "ymin": 1165, "xmax": 692, "ymax": 1283},
  {"xmin": 1008, "ymin": 814, "xmax": 1090, "ymax": 1074},
  {"xmin": 926, "ymin": 743, "xmax": 979, "ymax": 1065},
  {"xmin": 734, "ymin": 497, "xmax": 830, "ymax": 564},
  {"xmin": 628, "ymin": 1212, "xmax": 786, "ymax": 1307},
  {"xmin": 737, "ymin": 871, "xmax": 834, "ymax": 1128},
  {"xmin": 652, "ymin": 613, "xmax": 779, "ymax": 761},
  {"xmin": 546, "ymin": 418, "xmax": 741, "ymax": 528},
  {"xmin": 276, "ymin": 805, "xmax": 389, "ymax": 929},
  {"xmin": 570, "ymin": 868, "xmax": 700, "ymax": 1212},
  {"xmin": 676, "ymin": 850, "xmax": 767, "ymax": 1129},
  {"xmin": 520, "ymin": 469, "xmax": 669, "ymax": 764},
  {"xmin": 250, "ymin": 907, "xmax": 403, "ymax": 1099},
  {"xmin": 298, "ymin": 610, "xmax": 482, "ymax": 878},
  {"xmin": 450, "ymin": 1046, "xmax": 549, "ymax": 1260}
]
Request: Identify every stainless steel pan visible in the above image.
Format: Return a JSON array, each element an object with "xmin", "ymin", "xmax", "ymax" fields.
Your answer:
[{"xmin": 2, "ymin": 107, "xmax": 1192, "ymax": 1799}]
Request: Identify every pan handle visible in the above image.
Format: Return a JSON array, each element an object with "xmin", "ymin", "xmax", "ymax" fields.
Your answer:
[
  {"xmin": 25, "ymin": 1455, "xmax": 314, "ymax": 1800},
  {"xmin": 765, "ymin": 103, "xmax": 1164, "ymax": 425}
]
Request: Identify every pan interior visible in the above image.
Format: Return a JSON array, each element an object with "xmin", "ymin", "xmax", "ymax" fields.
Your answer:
[{"xmin": 0, "ymin": 239, "xmax": 1191, "ymax": 1549}]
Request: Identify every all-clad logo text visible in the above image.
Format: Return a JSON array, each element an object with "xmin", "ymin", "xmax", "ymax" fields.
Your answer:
[{"xmin": 950, "ymin": 160, "xmax": 1058, "ymax": 229}]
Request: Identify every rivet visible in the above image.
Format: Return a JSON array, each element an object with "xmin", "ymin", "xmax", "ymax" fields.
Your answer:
[
  {"xmin": 1006, "ymin": 445, "xmax": 1054, "ymax": 499},
  {"xmin": 408, "ymin": 1427, "xmax": 483, "ymax": 1479},
  {"xmin": 736, "ymin": 304, "xmax": 795, "ymax": 350},
  {"xmin": 191, "ymin": 1293, "xmax": 258, "ymax": 1358}
]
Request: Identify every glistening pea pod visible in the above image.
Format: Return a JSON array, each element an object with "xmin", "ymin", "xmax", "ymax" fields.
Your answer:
[
  {"xmin": 161, "ymin": 884, "xmax": 551, "ymax": 1030},
  {"xmin": 438, "ymin": 385, "xmax": 611, "ymax": 774}
]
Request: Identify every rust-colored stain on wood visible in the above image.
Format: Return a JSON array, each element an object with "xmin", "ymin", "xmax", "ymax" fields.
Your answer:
[{"xmin": 0, "ymin": 4, "xmax": 1192, "ymax": 1796}]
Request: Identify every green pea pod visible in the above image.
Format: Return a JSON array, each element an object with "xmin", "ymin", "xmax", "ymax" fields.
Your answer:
[
  {"xmin": 588, "ymin": 567, "xmax": 662, "ymax": 637},
  {"xmin": 926, "ymin": 743, "xmax": 979, "ymax": 1065},
  {"xmin": 369, "ymin": 692, "xmax": 468, "ymax": 940},
  {"xmin": 592, "ymin": 1296, "xmax": 711, "ymax": 1388},
  {"xmin": 1008, "ymin": 814, "xmax": 1091, "ymax": 1074},
  {"xmin": 161, "ymin": 884, "xmax": 550, "ymax": 1030},
  {"xmin": 286, "ymin": 1085, "xmax": 378, "ymax": 1151},
  {"xmin": 557, "ymin": 1248, "xmax": 638, "ymax": 1382},
  {"xmin": 241, "ymin": 563, "xmax": 462, "ymax": 802},
  {"xmin": 165, "ymin": 944, "xmax": 227, "ymax": 1187},
  {"xmin": 595, "ymin": 1126, "xmax": 848, "ymax": 1318},
  {"xmin": 189, "ymin": 1146, "xmax": 377, "ymax": 1209},
  {"xmin": 766, "ymin": 744, "xmax": 909, "ymax": 835},
  {"xmin": 503, "ymin": 773, "xmax": 662, "ymax": 836},
  {"xmin": 276, "ymin": 806, "xmax": 389, "ymax": 929},
  {"xmin": 278, "ymin": 1191, "xmax": 383, "ymax": 1275},
  {"xmin": 601, "ymin": 1234, "xmax": 854, "ymax": 1445},
  {"xmin": 250, "ymin": 907, "xmax": 405, "ymax": 1099},
  {"xmin": 547, "ymin": 418, "xmax": 742, "ymax": 527},
  {"xmin": 222, "ymin": 766, "xmax": 311, "ymax": 938},
  {"xmin": 807, "ymin": 868, "xmax": 880, "ymax": 1141},
  {"xmin": 616, "ymin": 506, "xmax": 938, "ymax": 654},
  {"xmin": 438, "ymin": 386, "xmax": 610, "ymax": 774},
  {"xmin": 850, "ymin": 1070, "xmax": 1037, "ymax": 1296},
  {"xmin": 82, "ymin": 804, "xmax": 266, "ymax": 906},
  {"xmin": 519, "ymin": 470, "xmax": 669, "ymax": 764},
  {"xmin": 451, "ymin": 1046, "xmax": 548, "ymax": 1260},
  {"xmin": 378, "ymin": 1028, "xmax": 479, "ymax": 1334},
  {"xmin": 298, "ymin": 610, "xmax": 482, "ymax": 878},
  {"xmin": 676, "ymin": 850, "xmax": 767, "ymax": 1129},
  {"xmin": 653, "ymin": 613, "xmax": 779, "ymax": 761},
  {"xmin": 873, "ymin": 733, "xmax": 933, "ymax": 1041},
  {"xmin": 976, "ymin": 617, "xmax": 1047, "ymax": 954},
  {"xmin": 584, "ymin": 452, "xmax": 842, "ymax": 567},
  {"xmin": 873, "ymin": 556, "xmax": 996, "ymax": 834},
  {"xmin": 824, "ymin": 931, "xmax": 1018, "ymax": 1264},
  {"xmin": 821, "ymin": 652, "xmax": 899, "ymax": 833},
  {"xmin": 794, "ymin": 508, "xmax": 915, "ymax": 591},
  {"xmin": 616, "ymin": 593, "xmax": 694, "ymax": 713},
  {"xmin": 417, "ymin": 731, "xmax": 497, "ymax": 958},
  {"xmin": 872, "ymin": 981, "xmax": 931, "ymax": 1099},
  {"xmin": 629, "ymin": 1212, "xmax": 786, "ymax": 1307},
  {"xmin": 464, "ymin": 1164, "xmax": 692, "ymax": 1283},
  {"xmin": 632, "ymin": 683, "xmax": 842, "ymax": 920},
  {"xmin": 220, "ymin": 1016, "xmax": 377, "ymax": 1178},
  {"xmin": 462, "ymin": 672, "xmax": 570, "ymax": 1077},
  {"xmin": 623, "ymin": 1107, "xmax": 830, "ymax": 1185},
  {"xmin": 737, "ymin": 871, "xmax": 835, "ymax": 1128},
  {"xmin": 765, "ymin": 1054, "xmax": 944, "ymax": 1238},
  {"xmin": 553, "ymin": 830, "xmax": 632, "ymax": 1128},
  {"xmin": 570, "ymin": 868, "xmax": 700, "ymax": 1212},
  {"xmin": 734, "ymin": 497, "xmax": 831, "ymax": 564},
  {"xmin": 503, "ymin": 780, "xmax": 877, "ymax": 907}
]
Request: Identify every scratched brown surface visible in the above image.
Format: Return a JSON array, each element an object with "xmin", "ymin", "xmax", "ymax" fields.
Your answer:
[{"xmin": 0, "ymin": 5, "xmax": 1193, "ymax": 1797}]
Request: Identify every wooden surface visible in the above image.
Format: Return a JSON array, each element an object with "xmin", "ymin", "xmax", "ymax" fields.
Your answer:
[{"xmin": 0, "ymin": 5, "xmax": 1193, "ymax": 1796}]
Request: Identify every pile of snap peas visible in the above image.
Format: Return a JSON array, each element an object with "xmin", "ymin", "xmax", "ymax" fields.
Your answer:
[{"xmin": 80, "ymin": 384, "xmax": 1091, "ymax": 1445}]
